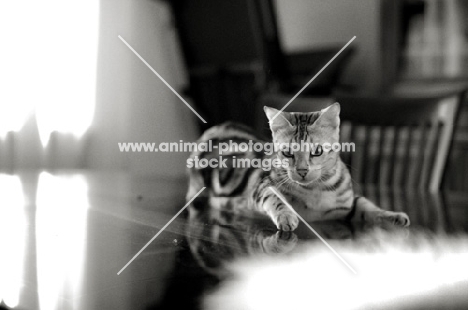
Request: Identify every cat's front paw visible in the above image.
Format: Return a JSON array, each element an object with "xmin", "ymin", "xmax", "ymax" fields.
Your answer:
[
  {"xmin": 376, "ymin": 211, "xmax": 410, "ymax": 227},
  {"xmin": 262, "ymin": 231, "xmax": 298, "ymax": 254},
  {"xmin": 274, "ymin": 212, "xmax": 299, "ymax": 231}
]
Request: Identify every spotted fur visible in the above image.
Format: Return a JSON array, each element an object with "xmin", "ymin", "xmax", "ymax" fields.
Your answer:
[{"xmin": 187, "ymin": 103, "xmax": 410, "ymax": 231}]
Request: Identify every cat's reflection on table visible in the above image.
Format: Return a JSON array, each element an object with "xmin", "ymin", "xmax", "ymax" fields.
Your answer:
[{"xmin": 185, "ymin": 196, "xmax": 403, "ymax": 276}]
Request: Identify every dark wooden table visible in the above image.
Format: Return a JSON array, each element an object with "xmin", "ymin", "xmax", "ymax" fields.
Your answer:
[{"xmin": 1, "ymin": 171, "xmax": 467, "ymax": 310}]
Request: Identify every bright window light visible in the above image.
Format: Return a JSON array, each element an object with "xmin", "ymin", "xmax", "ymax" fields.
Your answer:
[
  {"xmin": 36, "ymin": 172, "xmax": 89, "ymax": 310},
  {"xmin": 207, "ymin": 239, "xmax": 468, "ymax": 310},
  {"xmin": 0, "ymin": 1, "xmax": 99, "ymax": 145},
  {"xmin": 0, "ymin": 175, "xmax": 26, "ymax": 309}
]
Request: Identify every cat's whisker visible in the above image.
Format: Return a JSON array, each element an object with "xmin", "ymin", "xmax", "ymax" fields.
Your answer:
[{"xmin": 275, "ymin": 177, "xmax": 289, "ymax": 190}]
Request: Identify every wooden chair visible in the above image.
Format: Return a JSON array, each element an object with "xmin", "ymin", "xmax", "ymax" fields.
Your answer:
[{"xmin": 258, "ymin": 84, "xmax": 466, "ymax": 192}]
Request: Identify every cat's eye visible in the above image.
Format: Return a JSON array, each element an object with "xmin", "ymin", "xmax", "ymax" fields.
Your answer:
[
  {"xmin": 282, "ymin": 149, "xmax": 294, "ymax": 158},
  {"xmin": 310, "ymin": 145, "xmax": 323, "ymax": 156}
]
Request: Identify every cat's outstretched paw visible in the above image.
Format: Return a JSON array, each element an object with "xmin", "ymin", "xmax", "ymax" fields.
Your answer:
[
  {"xmin": 275, "ymin": 212, "xmax": 299, "ymax": 231},
  {"xmin": 262, "ymin": 231, "xmax": 298, "ymax": 254},
  {"xmin": 376, "ymin": 211, "xmax": 410, "ymax": 227}
]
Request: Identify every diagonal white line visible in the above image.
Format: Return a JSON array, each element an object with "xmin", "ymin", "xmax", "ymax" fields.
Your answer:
[
  {"xmin": 117, "ymin": 187, "xmax": 206, "ymax": 275},
  {"xmin": 269, "ymin": 36, "xmax": 356, "ymax": 123},
  {"xmin": 118, "ymin": 35, "xmax": 207, "ymax": 124},
  {"xmin": 268, "ymin": 187, "xmax": 357, "ymax": 274}
]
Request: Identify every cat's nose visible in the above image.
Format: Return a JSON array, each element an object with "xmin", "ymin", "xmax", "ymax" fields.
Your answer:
[{"xmin": 296, "ymin": 168, "xmax": 309, "ymax": 178}]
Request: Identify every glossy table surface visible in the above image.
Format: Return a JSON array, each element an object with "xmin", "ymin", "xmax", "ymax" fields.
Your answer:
[{"xmin": 1, "ymin": 171, "xmax": 467, "ymax": 310}]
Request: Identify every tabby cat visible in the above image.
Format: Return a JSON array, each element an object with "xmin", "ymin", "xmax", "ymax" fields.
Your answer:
[{"xmin": 187, "ymin": 103, "xmax": 410, "ymax": 231}]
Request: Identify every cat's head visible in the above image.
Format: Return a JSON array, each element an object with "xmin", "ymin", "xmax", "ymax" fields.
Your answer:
[{"xmin": 264, "ymin": 103, "xmax": 341, "ymax": 185}]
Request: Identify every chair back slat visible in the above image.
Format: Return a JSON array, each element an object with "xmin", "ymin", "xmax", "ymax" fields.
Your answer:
[
  {"xmin": 375, "ymin": 126, "xmax": 385, "ymax": 185},
  {"xmin": 361, "ymin": 126, "xmax": 371, "ymax": 184},
  {"xmin": 387, "ymin": 126, "xmax": 399, "ymax": 187},
  {"xmin": 403, "ymin": 125, "xmax": 416, "ymax": 188},
  {"xmin": 409, "ymin": 124, "xmax": 428, "ymax": 188},
  {"xmin": 379, "ymin": 127, "xmax": 394, "ymax": 186},
  {"xmin": 419, "ymin": 122, "xmax": 440, "ymax": 190},
  {"xmin": 350, "ymin": 126, "xmax": 366, "ymax": 184},
  {"xmin": 429, "ymin": 97, "xmax": 459, "ymax": 191},
  {"xmin": 366, "ymin": 126, "xmax": 380, "ymax": 184},
  {"xmin": 339, "ymin": 121, "xmax": 353, "ymax": 166},
  {"xmin": 391, "ymin": 126, "xmax": 406, "ymax": 189}
]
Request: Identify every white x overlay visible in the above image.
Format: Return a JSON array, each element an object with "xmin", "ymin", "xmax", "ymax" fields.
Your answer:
[
  {"xmin": 118, "ymin": 35, "xmax": 207, "ymax": 123},
  {"xmin": 269, "ymin": 36, "xmax": 356, "ymax": 123},
  {"xmin": 268, "ymin": 187, "xmax": 357, "ymax": 274},
  {"xmin": 117, "ymin": 187, "xmax": 206, "ymax": 275},
  {"xmin": 116, "ymin": 34, "xmax": 357, "ymax": 275}
]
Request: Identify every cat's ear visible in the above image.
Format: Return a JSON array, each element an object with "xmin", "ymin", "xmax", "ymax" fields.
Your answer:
[
  {"xmin": 264, "ymin": 106, "xmax": 293, "ymax": 130},
  {"xmin": 317, "ymin": 102, "xmax": 340, "ymax": 128}
]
